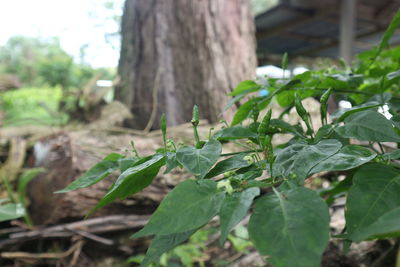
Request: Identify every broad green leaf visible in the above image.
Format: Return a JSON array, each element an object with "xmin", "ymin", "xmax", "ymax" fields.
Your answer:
[
  {"xmin": 248, "ymin": 187, "xmax": 329, "ymax": 267},
  {"xmin": 276, "ymin": 90, "xmax": 294, "ymax": 107},
  {"xmin": 273, "ymin": 139, "xmax": 342, "ymax": 181},
  {"xmin": 330, "ymin": 102, "xmax": 380, "ymax": 122},
  {"xmin": 231, "ymin": 99, "xmax": 254, "ymax": 126},
  {"xmin": 346, "ymin": 164, "xmax": 400, "ymax": 241},
  {"xmin": 229, "ymin": 80, "xmax": 261, "ymax": 96},
  {"xmin": 310, "ymin": 145, "xmax": 376, "ymax": 174},
  {"xmin": 118, "ymin": 157, "xmax": 140, "ymax": 172},
  {"xmin": 93, "ymin": 154, "xmax": 165, "ymax": 212},
  {"xmin": 219, "ymin": 188, "xmax": 260, "ymax": 245},
  {"xmin": 350, "ymin": 207, "xmax": 400, "ymax": 242},
  {"xmin": 56, "ymin": 153, "xmax": 124, "ymax": 193},
  {"xmin": 0, "ymin": 203, "xmax": 25, "ymax": 222},
  {"xmin": 133, "ymin": 180, "xmax": 225, "ymax": 237},
  {"xmin": 212, "ymin": 126, "xmax": 257, "ymax": 141},
  {"xmin": 176, "ymin": 140, "xmax": 221, "ymax": 178},
  {"xmin": 335, "ymin": 110, "xmax": 400, "ymax": 142},
  {"xmin": 141, "ymin": 230, "xmax": 197, "ymax": 267},
  {"xmin": 204, "ymin": 154, "xmax": 251, "ymax": 179}
]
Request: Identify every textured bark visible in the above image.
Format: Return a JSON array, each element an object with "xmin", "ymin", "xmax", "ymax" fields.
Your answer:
[{"xmin": 116, "ymin": 0, "xmax": 257, "ymax": 129}]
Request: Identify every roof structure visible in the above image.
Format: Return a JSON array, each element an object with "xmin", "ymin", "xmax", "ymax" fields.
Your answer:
[{"xmin": 255, "ymin": 0, "xmax": 400, "ymax": 64}]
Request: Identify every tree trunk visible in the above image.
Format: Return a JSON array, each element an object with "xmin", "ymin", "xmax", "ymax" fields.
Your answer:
[{"xmin": 116, "ymin": 0, "xmax": 257, "ymax": 129}]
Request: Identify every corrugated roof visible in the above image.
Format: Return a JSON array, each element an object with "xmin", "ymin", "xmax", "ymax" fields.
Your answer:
[{"xmin": 255, "ymin": 0, "xmax": 400, "ymax": 64}]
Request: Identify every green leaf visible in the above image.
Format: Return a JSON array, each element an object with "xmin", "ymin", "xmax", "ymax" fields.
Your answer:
[
  {"xmin": 213, "ymin": 126, "xmax": 257, "ymax": 141},
  {"xmin": 269, "ymin": 119, "xmax": 305, "ymax": 137},
  {"xmin": 0, "ymin": 202, "xmax": 25, "ymax": 222},
  {"xmin": 219, "ymin": 188, "xmax": 259, "ymax": 245},
  {"xmin": 310, "ymin": 145, "xmax": 376, "ymax": 174},
  {"xmin": 314, "ymin": 124, "xmax": 335, "ymax": 143},
  {"xmin": 204, "ymin": 154, "xmax": 251, "ymax": 179},
  {"xmin": 387, "ymin": 70, "xmax": 400, "ymax": 81},
  {"xmin": 133, "ymin": 180, "xmax": 225, "ymax": 238},
  {"xmin": 231, "ymin": 99, "xmax": 254, "ymax": 126},
  {"xmin": 330, "ymin": 102, "xmax": 380, "ymax": 122},
  {"xmin": 93, "ymin": 154, "xmax": 165, "ymax": 212},
  {"xmin": 381, "ymin": 149, "xmax": 400, "ymax": 161},
  {"xmin": 335, "ymin": 110, "xmax": 400, "ymax": 142},
  {"xmin": 118, "ymin": 157, "xmax": 140, "ymax": 172},
  {"xmin": 276, "ymin": 90, "xmax": 294, "ymax": 107},
  {"xmin": 374, "ymin": 9, "xmax": 400, "ymax": 61},
  {"xmin": 224, "ymin": 93, "xmax": 246, "ymax": 112},
  {"xmin": 141, "ymin": 230, "xmax": 197, "ymax": 267},
  {"xmin": 273, "ymin": 139, "xmax": 342, "ymax": 181},
  {"xmin": 392, "ymin": 115, "xmax": 400, "ymax": 128},
  {"xmin": 346, "ymin": 164, "xmax": 400, "ymax": 242},
  {"xmin": 248, "ymin": 187, "xmax": 329, "ymax": 267},
  {"xmin": 229, "ymin": 80, "xmax": 261, "ymax": 96},
  {"xmin": 176, "ymin": 140, "xmax": 222, "ymax": 178},
  {"xmin": 324, "ymin": 74, "xmax": 363, "ymax": 89},
  {"xmin": 55, "ymin": 153, "xmax": 125, "ymax": 193},
  {"xmin": 164, "ymin": 152, "xmax": 179, "ymax": 174},
  {"xmin": 321, "ymin": 175, "xmax": 353, "ymax": 206},
  {"xmin": 349, "ymin": 207, "xmax": 400, "ymax": 242},
  {"xmin": 18, "ymin": 168, "xmax": 44, "ymax": 205}
]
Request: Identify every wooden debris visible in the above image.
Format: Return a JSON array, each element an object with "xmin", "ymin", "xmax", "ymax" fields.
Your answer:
[{"xmin": 0, "ymin": 214, "xmax": 149, "ymax": 249}]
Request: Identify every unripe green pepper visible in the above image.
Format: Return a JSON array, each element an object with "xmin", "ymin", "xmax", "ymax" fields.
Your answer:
[
  {"xmin": 320, "ymin": 88, "xmax": 332, "ymax": 125},
  {"xmin": 294, "ymin": 93, "xmax": 308, "ymax": 120},
  {"xmin": 294, "ymin": 93, "xmax": 313, "ymax": 136},
  {"xmin": 263, "ymin": 135, "xmax": 273, "ymax": 154},
  {"xmin": 251, "ymin": 106, "xmax": 260, "ymax": 123},
  {"xmin": 257, "ymin": 109, "xmax": 272, "ymax": 135}
]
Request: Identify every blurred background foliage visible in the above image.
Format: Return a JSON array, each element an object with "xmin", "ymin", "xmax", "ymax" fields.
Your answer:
[{"xmin": 0, "ymin": 36, "xmax": 115, "ymax": 127}]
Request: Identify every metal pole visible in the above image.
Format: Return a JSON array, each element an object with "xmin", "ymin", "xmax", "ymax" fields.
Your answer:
[{"xmin": 339, "ymin": 0, "xmax": 356, "ymax": 64}]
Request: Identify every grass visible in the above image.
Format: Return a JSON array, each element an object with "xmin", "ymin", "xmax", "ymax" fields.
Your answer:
[{"xmin": 0, "ymin": 87, "xmax": 68, "ymax": 127}]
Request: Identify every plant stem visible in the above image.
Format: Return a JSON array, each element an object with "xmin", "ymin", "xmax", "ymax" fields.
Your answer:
[
  {"xmin": 377, "ymin": 142, "xmax": 385, "ymax": 154},
  {"xmin": 0, "ymin": 171, "xmax": 17, "ymax": 203},
  {"xmin": 221, "ymin": 149, "xmax": 263, "ymax": 157},
  {"xmin": 193, "ymin": 125, "xmax": 200, "ymax": 145}
]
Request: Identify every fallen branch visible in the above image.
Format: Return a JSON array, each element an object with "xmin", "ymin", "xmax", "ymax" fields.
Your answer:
[
  {"xmin": 0, "ymin": 214, "xmax": 149, "ymax": 249},
  {"xmin": 1, "ymin": 239, "xmax": 84, "ymax": 259}
]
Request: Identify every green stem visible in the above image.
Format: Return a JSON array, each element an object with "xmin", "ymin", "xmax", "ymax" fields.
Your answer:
[
  {"xmin": 220, "ymin": 149, "xmax": 263, "ymax": 157},
  {"xmin": 1, "ymin": 172, "xmax": 17, "ymax": 203},
  {"xmin": 377, "ymin": 142, "xmax": 385, "ymax": 154},
  {"xmin": 193, "ymin": 125, "xmax": 200, "ymax": 145}
]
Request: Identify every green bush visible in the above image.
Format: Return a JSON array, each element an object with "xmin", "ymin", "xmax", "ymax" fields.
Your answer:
[
  {"xmin": 1, "ymin": 87, "xmax": 68, "ymax": 126},
  {"xmin": 0, "ymin": 36, "xmax": 115, "ymax": 90}
]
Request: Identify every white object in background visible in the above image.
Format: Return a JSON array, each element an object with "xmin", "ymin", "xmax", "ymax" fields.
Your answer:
[{"xmin": 256, "ymin": 65, "xmax": 308, "ymax": 78}]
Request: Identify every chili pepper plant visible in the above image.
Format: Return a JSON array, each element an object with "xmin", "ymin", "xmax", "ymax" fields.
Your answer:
[{"xmin": 57, "ymin": 10, "xmax": 400, "ymax": 267}]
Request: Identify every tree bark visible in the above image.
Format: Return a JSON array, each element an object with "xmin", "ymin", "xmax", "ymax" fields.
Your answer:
[{"xmin": 116, "ymin": 0, "xmax": 257, "ymax": 129}]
